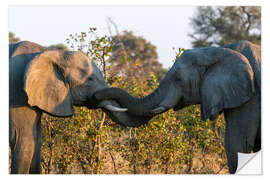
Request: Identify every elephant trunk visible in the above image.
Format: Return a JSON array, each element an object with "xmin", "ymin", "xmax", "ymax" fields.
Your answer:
[
  {"xmin": 102, "ymin": 106, "xmax": 152, "ymax": 127},
  {"xmin": 93, "ymin": 86, "xmax": 164, "ymax": 116}
]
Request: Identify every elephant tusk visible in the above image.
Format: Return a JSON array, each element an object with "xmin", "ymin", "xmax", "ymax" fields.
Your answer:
[
  {"xmin": 151, "ymin": 106, "xmax": 166, "ymax": 114},
  {"xmin": 103, "ymin": 104, "xmax": 128, "ymax": 112}
]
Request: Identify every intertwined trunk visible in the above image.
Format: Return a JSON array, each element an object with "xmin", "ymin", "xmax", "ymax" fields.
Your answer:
[
  {"xmin": 93, "ymin": 76, "xmax": 172, "ymax": 127},
  {"xmin": 94, "ymin": 86, "xmax": 163, "ymax": 116}
]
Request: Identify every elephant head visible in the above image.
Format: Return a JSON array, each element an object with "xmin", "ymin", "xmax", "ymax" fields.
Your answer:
[
  {"xmin": 9, "ymin": 41, "xmax": 152, "ymax": 174},
  {"xmin": 9, "ymin": 48, "xmax": 126, "ymax": 117},
  {"xmin": 93, "ymin": 45, "xmax": 256, "ymax": 122},
  {"xmin": 9, "ymin": 41, "xmax": 151, "ymax": 127}
]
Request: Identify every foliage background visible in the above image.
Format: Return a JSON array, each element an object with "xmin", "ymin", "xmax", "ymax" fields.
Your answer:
[
  {"xmin": 39, "ymin": 29, "xmax": 228, "ymax": 174},
  {"xmin": 9, "ymin": 6, "xmax": 261, "ymax": 174},
  {"xmin": 189, "ymin": 6, "xmax": 261, "ymax": 47}
]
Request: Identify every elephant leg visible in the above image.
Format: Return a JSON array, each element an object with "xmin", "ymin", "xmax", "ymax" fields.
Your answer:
[
  {"xmin": 224, "ymin": 115, "xmax": 242, "ymax": 174},
  {"xmin": 29, "ymin": 109, "xmax": 42, "ymax": 173},
  {"xmin": 224, "ymin": 94, "xmax": 260, "ymax": 174},
  {"xmin": 9, "ymin": 106, "xmax": 42, "ymax": 174},
  {"xmin": 253, "ymin": 124, "xmax": 261, "ymax": 152},
  {"xmin": 253, "ymin": 94, "xmax": 261, "ymax": 153}
]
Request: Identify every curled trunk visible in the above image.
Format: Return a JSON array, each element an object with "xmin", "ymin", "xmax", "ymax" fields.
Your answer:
[
  {"xmin": 101, "ymin": 100, "xmax": 152, "ymax": 127},
  {"xmin": 94, "ymin": 87, "xmax": 162, "ymax": 116}
]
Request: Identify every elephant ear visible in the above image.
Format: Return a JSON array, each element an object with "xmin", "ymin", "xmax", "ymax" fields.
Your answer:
[
  {"xmin": 24, "ymin": 50, "xmax": 73, "ymax": 117},
  {"xmin": 200, "ymin": 48, "xmax": 255, "ymax": 121}
]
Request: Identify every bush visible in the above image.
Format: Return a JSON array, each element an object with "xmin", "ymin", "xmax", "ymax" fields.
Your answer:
[{"xmin": 40, "ymin": 28, "xmax": 228, "ymax": 174}]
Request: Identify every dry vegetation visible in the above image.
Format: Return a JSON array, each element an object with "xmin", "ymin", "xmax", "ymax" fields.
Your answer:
[
  {"xmin": 10, "ymin": 6, "xmax": 261, "ymax": 174},
  {"xmin": 39, "ymin": 29, "xmax": 229, "ymax": 174},
  {"xmin": 9, "ymin": 27, "xmax": 229, "ymax": 174}
]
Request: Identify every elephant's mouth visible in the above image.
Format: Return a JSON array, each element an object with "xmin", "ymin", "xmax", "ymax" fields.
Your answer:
[{"xmin": 85, "ymin": 96, "xmax": 100, "ymax": 109}]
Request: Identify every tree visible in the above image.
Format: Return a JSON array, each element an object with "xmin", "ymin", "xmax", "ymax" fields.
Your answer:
[
  {"xmin": 189, "ymin": 6, "xmax": 261, "ymax": 47},
  {"xmin": 9, "ymin": 32, "xmax": 20, "ymax": 44},
  {"xmin": 109, "ymin": 31, "xmax": 166, "ymax": 80},
  {"xmin": 38, "ymin": 27, "xmax": 229, "ymax": 174},
  {"xmin": 48, "ymin": 43, "xmax": 69, "ymax": 51}
]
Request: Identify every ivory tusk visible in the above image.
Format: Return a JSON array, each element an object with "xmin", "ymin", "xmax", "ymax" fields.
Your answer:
[
  {"xmin": 103, "ymin": 104, "xmax": 128, "ymax": 112},
  {"xmin": 151, "ymin": 106, "xmax": 166, "ymax": 114}
]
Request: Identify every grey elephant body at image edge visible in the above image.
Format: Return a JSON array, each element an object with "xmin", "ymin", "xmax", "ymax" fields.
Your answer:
[{"xmin": 93, "ymin": 41, "xmax": 261, "ymax": 174}]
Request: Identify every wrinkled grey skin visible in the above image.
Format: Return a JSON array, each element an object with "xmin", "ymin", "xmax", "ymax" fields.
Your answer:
[
  {"xmin": 94, "ymin": 41, "xmax": 261, "ymax": 174},
  {"xmin": 9, "ymin": 41, "xmax": 150, "ymax": 174}
]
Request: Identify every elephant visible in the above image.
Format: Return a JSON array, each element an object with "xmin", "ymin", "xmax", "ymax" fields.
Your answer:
[
  {"xmin": 93, "ymin": 41, "xmax": 261, "ymax": 174},
  {"xmin": 9, "ymin": 41, "xmax": 47, "ymax": 58},
  {"xmin": 9, "ymin": 41, "xmax": 151, "ymax": 174}
]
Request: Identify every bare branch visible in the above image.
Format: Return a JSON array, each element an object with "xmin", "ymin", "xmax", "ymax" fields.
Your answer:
[{"xmin": 106, "ymin": 17, "xmax": 128, "ymax": 62}]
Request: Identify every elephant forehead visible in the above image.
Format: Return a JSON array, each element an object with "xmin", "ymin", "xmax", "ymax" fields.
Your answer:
[
  {"xmin": 64, "ymin": 52, "xmax": 91, "ymax": 68},
  {"xmin": 69, "ymin": 52, "xmax": 92, "ymax": 70},
  {"xmin": 174, "ymin": 54, "xmax": 195, "ymax": 70},
  {"xmin": 176, "ymin": 49, "xmax": 204, "ymax": 66},
  {"xmin": 66, "ymin": 65, "xmax": 92, "ymax": 79},
  {"xmin": 62, "ymin": 52, "xmax": 93, "ymax": 86}
]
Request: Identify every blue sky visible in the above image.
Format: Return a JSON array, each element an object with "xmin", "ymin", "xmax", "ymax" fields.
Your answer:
[{"xmin": 9, "ymin": 5, "xmax": 195, "ymax": 68}]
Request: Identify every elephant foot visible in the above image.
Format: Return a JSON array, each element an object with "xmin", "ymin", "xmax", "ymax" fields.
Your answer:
[{"xmin": 227, "ymin": 152, "xmax": 238, "ymax": 174}]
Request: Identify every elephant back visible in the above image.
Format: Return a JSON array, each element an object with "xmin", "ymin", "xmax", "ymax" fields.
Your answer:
[
  {"xmin": 223, "ymin": 41, "xmax": 261, "ymax": 92},
  {"xmin": 9, "ymin": 41, "xmax": 47, "ymax": 58}
]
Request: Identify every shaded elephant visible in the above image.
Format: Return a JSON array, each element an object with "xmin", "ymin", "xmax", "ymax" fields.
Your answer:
[
  {"xmin": 93, "ymin": 41, "xmax": 261, "ymax": 174},
  {"xmin": 9, "ymin": 41, "xmax": 150, "ymax": 174}
]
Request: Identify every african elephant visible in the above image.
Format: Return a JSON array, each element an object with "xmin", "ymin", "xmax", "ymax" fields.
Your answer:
[
  {"xmin": 9, "ymin": 41, "xmax": 47, "ymax": 58},
  {"xmin": 9, "ymin": 41, "xmax": 150, "ymax": 174},
  {"xmin": 93, "ymin": 41, "xmax": 261, "ymax": 174}
]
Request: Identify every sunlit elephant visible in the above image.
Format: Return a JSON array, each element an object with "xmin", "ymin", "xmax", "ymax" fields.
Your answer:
[
  {"xmin": 9, "ymin": 41, "xmax": 47, "ymax": 58},
  {"xmin": 93, "ymin": 41, "xmax": 261, "ymax": 174},
  {"xmin": 9, "ymin": 41, "xmax": 151, "ymax": 174}
]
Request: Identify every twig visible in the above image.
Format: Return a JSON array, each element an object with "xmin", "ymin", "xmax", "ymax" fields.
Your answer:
[
  {"xmin": 109, "ymin": 152, "xmax": 118, "ymax": 174},
  {"xmin": 106, "ymin": 17, "xmax": 128, "ymax": 62},
  {"xmin": 216, "ymin": 163, "xmax": 227, "ymax": 174}
]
